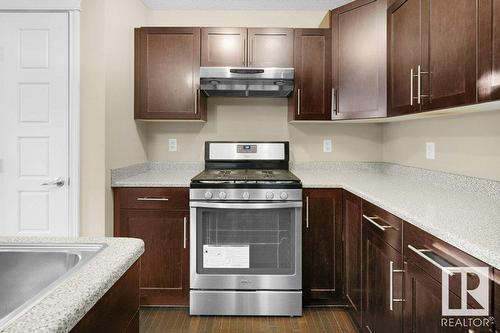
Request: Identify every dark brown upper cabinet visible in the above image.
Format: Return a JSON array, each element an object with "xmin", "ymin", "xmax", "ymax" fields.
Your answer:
[
  {"xmin": 289, "ymin": 29, "xmax": 333, "ymax": 121},
  {"xmin": 134, "ymin": 27, "xmax": 206, "ymax": 120},
  {"xmin": 388, "ymin": 0, "xmax": 477, "ymax": 116},
  {"xmin": 478, "ymin": 0, "xmax": 500, "ymax": 102},
  {"xmin": 247, "ymin": 28, "xmax": 294, "ymax": 68},
  {"xmin": 302, "ymin": 189, "xmax": 343, "ymax": 305},
  {"xmin": 201, "ymin": 27, "xmax": 293, "ymax": 68},
  {"xmin": 331, "ymin": 0, "xmax": 387, "ymax": 120},
  {"xmin": 201, "ymin": 27, "xmax": 247, "ymax": 67}
]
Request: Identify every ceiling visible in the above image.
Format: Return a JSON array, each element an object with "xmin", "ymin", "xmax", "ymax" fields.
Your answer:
[{"xmin": 142, "ymin": 0, "xmax": 353, "ymax": 11}]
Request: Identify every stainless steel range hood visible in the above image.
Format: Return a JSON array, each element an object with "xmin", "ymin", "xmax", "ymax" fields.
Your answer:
[{"xmin": 200, "ymin": 67, "xmax": 294, "ymax": 98}]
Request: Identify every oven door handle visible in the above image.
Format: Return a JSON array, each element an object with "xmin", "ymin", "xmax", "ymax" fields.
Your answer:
[{"xmin": 190, "ymin": 202, "xmax": 303, "ymax": 209}]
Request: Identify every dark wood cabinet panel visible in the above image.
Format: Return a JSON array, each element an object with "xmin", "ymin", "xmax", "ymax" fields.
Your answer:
[
  {"xmin": 247, "ymin": 28, "xmax": 293, "ymax": 68},
  {"xmin": 362, "ymin": 224, "xmax": 403, "ymax": 333},
  {"xmin": 71, "ymin": 260, "xmax": 140, "ymax": 333},
  {"xmin": 478, "ymin": 0, "xmax": 500, "ymax": 102},
  {"xmin": 114, "ymin": 188, "xmax": 190, "ymax": 306},
  {"xmin": 135, "ymin": 27, "xmax": 205, "ymax": 120},
  {"xmin": 421, "ymin": 0, "xmax": 476, "ymax": 111},
  {"xmin": 331, "ymin": 0, "xmax": 387, "ymax": 120},
  {"xmin": 201, "ymin": 27, "xmax": 247, "ymax": 67},
  {"xmin": 343, "ymin": 191, "xmax": 362, "ymax": 328},
  {"xmin": 119, "ymin": 209, "xmax": 189, "ymax": 305},
  {"xmin": 387, "ymin": 0, "xmax": 422, "ymax": 116},
  {"xmin": 302, "ymin": 188, "xmax": 343, "ymax": 305},
  {"xmin": 403, "ymin": 261, "xmax": 464, "ymax": 333},
  {"xmin": 290, "ymin": 29, "xmax": 332, "ymax": 121}
]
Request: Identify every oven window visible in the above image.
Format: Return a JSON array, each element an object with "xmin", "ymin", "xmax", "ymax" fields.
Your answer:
[{"xmin": 196, "ymin": 208, "xmax": 296, "ymax": 275}]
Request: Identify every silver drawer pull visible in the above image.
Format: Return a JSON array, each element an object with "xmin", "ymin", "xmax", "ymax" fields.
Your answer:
[
  {"xmin": 389, "ymin": 261, "xmax": 405, "ymax": 311},
  {"xmin": 407, "ymin": 244, "xmax": 454, "ymax": 275},
  {"xmin": 183, "ymin": 217, "xmax": 187, "ymax": 249},
  {"xmin": 137, "ymin": 197, "xmax": 169, "ymax": 202},
  {"xmin": 362, "ymin": 215, "xmax": 393, "ymax": 232}
]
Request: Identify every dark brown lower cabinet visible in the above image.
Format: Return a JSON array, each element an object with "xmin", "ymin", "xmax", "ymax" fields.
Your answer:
[
  {"xmin": 113, "ymin": 188, "xmax": 189, "ymax": 306},
  {"xmin": 71, "ymin": 260, "xmax": 140, "ymax": 333},
  {"xmin": 362, "ymin": 221, "xmax": 403, "ymax": 333},
  {"xmin": 343, "ymin": 191, "xmax": 362, "ymax": 327},
  {"xmin": 302, "ymin": 188, "xmax": 343, "ymax": 305},
  {"xmin": 403, "ymin": 260, "xmax": 465, "ymax": 333}
]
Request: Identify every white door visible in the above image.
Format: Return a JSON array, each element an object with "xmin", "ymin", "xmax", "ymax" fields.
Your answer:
[{"xmin": 0, "ymin": 12, "xmax": 70, "ymax": 236}]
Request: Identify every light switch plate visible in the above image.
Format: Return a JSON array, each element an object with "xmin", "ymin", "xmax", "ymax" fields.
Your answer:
[
  {"xmin": 323, "ymin": 139, "xmax": 332, "ymax": 153},
  {"xmin": 168, "ymin": 138, "xmax": 177, "ymax": 152},
  {"xmin": 426, "ymin": 142, "xmax": 435, "ymax": 160}
]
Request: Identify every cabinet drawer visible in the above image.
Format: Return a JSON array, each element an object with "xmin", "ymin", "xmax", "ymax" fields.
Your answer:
[
  {"xmin": 404, "ymin": 222, "xmax": 491, "ymax": 304},
  {"xmin": 362, "ymin": 200, "xmax": 402, "ymax": 253},
  {"xmin": 114, "ymin": 188, "xmax": 189, "ymax": 210}
]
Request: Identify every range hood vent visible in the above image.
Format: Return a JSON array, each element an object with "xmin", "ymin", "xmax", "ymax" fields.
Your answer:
[{"xmin": 200, "ymin": 67, "xmax": 294, "ymax": 98}]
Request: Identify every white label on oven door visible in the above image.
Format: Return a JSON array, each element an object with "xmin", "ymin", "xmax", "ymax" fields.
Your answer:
[{"xmin": 203, "ymin": 245, "xmax": 250, "ymax": 268}]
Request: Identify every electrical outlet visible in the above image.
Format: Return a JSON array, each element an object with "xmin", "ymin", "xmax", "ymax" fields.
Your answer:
[
  {"xmin": 426, "ymin": 142, "xmax": 435, "ymax": 160},
  {"xmin": 323, "ymin": 139, "xmax": 332, "ymax": 153},
  {"xmin": 168, "ymin": 138, "xmax": 177, "ymax": 152}
]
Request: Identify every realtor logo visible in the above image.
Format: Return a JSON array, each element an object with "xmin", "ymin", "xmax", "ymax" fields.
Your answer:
[{"xmin": 442, "ymin": 267, "xmax": 489, "ymax": 316}]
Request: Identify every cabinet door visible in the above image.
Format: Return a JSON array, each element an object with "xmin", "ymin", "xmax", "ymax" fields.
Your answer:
[
  {"xmin": 119, "ymin": 209, "xmax": 189, "ymax": 306},
  {"xmin": 247, "ymin": 28, "xmax": 293, "ymax": 68},
  {"xmin": 303, "ymin": 189, "xmax": 343, "ymax": 305},
  {"xmin": 343, "ymin": 191, "xmax": 362, "ymax": 327},
  {"xmin": 404, "ymin": 261, "xmax": 464, "ymax": 333},
  {"xmin": 478, "ymin": 0, "xmax": 500, "ymax": 102},
  {"xmin": 362, "ymin": 225, "xmax": 403, "ymax": 333},
  {"xmin": 201, "ymin": 27, "xmax": 247, "ymax": 67},
  {"xmin": 290, "ymin": 29, "xmax": 332, "ymax": 121},
  {"xmin": 331, "ymin": 0, "xmax": 387, "ymax": 120},
  {"xmin": 134, "ymin": 27, "xmax": 205, "ymax": 120},
  {"xmin": 387, "ymin": 0, "xmax": 422, "ymax": 116},
  {"xmin": 421, "ymin": 0, "xmax": 477, "ymax": 111}
]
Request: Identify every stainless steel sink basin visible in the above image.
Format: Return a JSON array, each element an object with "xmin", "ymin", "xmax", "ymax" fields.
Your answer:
[{"xmin": 0, "ymin": 243, "xmax": 106, "ymax": 330}]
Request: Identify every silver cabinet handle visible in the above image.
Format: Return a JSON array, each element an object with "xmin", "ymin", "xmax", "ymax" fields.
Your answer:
[
  {"xmin": 183, "ymin": 217, "xmax": 187, "ymax": 249},
  {"xmin": 242, "ymin": 37, "xmax": 246, "ymax": 66},
  {"xmin": 410, "ymin": 68, "xmax": 414, "ymax": 106},
  {"xmin": 331, "ymin": 88, "xmax": 337, "ymax": 118},
  {"xmin": 417, "ymin": 65, "xmax": 429, "ymax": 104},
  {"xmin": 194, "ymin": 88, "xmax": 198, "ymax": 115},
  {"xmin": 407, "ymin": 244, "xmax": 454, "ymax": 275},
  {"xmin": 305, "ymin": 195, "xmax": 309, "ymax": 229},
  {"xmin": 41, "ymin": 177, "xmax": 65, "ymax": 187},
  {"xmin": 362, "ymin": 215, "xmax": 393, "ymax": 232},
  {"xmin": 137, "ymin": 197, "xmax": 169, "ymax": 201},
  {"xmin": 249, "ymin": 37, "xmax": 255, "ymax": 65},
  {"xmin": 389, "ymin": 260, "xmax": 405, "ymax": 311},
  {"xmin": 297, "ymin": 88, "xmax": 301, "ymax": 116}
]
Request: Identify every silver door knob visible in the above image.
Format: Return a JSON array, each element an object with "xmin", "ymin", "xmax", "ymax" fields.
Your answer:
[{"xmin": 41, "ymin": 177, "xmax": 65, "ymax": 187}]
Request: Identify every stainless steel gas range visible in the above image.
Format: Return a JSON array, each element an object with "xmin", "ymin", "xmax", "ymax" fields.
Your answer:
[{"xmin": 189, "ymin": 142, "xmax": 302, "ymax": 316}]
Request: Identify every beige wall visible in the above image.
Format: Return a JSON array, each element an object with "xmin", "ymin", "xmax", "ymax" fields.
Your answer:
[
  {"xmin": 80, "ymin": 0, "xmax": 107, "ymax": 236},
  {"xmin": 147, "ymin": 98, "xmax": 382, "ymax": 162},
  {"xmin": 382, "ymin": 110, "xmax": 500, "ymax": 181}
]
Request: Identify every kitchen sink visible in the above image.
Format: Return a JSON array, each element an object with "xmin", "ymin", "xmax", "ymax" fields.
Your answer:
[{"xmin": 0, "ymin": 243, "xmax": 106, "ymax": 330}]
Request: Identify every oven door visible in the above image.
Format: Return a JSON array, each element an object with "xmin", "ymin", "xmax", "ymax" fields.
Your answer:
[{"xmin": 190, "ymin": 201, "xmax": 302, "ymax": 291}]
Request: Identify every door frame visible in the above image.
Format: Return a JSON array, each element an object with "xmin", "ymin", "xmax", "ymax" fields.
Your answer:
[{"xmin": 0, "ymin": 0, "xmax": 81, "ymax": 236}]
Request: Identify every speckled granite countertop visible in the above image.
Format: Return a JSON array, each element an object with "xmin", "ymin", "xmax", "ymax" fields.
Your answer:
[
  {"xmin": 0, "ymin": 237, "xmax": 144, "ymax": 333},
  {"xmin": 111, "ymin": 162, "xmax": 500, "ymax": 268}
]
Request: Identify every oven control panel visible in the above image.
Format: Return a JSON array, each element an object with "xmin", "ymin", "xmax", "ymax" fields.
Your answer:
[{"xmin": 190, "ymin": 189, "xmax": 302, "ymax": 202}]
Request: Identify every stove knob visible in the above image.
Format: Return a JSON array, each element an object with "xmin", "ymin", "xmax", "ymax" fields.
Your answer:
[
  {"xmin": 204, "ymin": 191, "xmax": 213, "ymax": 199},
  {"xmin": 265, "ymin": 192, "xmax": 274, "ymax": 200},
  {"xmin": 280, "ymin": 192, "xmax": 288, "ymax": 200},
  {"xmin": 242, "ymin": 191, "xmax": 250, "ymax": 200},
  {"xmin": 218, "ymin": 191, "xmax": 227, "ymax": 199}
]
